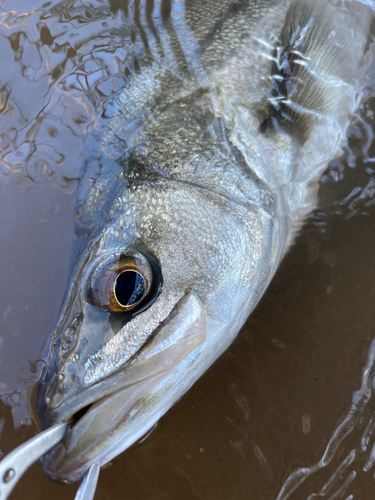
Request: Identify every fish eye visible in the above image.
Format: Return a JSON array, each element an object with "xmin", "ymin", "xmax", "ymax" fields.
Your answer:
[
  {"xmin": 115, "ymin": 270, "xmax": 146, "ymax": 308},
  {"xmin": 87, "ymin": 251, "xmax": 153, "ymax": 312}
]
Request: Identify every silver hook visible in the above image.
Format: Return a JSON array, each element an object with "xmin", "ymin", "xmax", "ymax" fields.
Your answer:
[
  {"xmin": 0, "ymin": 422, "xmax": 68, "ymax": 499},
  {"xmin": 0, "ymin": 422, "xmax": 100, "ymax": 500},
  {"xmin": 74, "ymin": 463, "xmax": 100, "ymax": 500}
]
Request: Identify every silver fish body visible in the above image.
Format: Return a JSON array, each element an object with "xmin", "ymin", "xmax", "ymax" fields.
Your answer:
[{"xmin": 36, "ymin": 0, "xmax": 373, "ymax": 483}]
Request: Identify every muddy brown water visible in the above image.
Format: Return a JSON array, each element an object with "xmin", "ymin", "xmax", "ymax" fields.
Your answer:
[{"xmin": 1, "ymin": 0, "xmax": 375, "ymax": 499}]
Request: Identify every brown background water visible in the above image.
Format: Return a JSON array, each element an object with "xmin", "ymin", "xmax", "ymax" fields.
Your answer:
[{"xmin": 1, "ymin": 0, "xmax": 375, "ymax": 499}]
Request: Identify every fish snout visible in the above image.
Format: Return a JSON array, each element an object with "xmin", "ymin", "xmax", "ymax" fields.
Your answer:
[{"xmin": 38, "ymin": 292, "xmax": 207, "ymax": 483}]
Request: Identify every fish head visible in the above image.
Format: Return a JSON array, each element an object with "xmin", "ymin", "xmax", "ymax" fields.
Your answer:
[{"xmin": 37, "ymin": 174, "xmax": 278, "ymax": 483}]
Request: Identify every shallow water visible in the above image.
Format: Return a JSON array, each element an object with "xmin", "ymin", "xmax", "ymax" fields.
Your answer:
[{"xmin": 1, "ymin": 0, "xmax": 375, "ymax": 499}]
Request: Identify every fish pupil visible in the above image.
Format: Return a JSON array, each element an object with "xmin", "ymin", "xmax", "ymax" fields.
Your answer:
[{"xmin": 115, "ymin": 271, "xmax": 145, "ymax": 307}]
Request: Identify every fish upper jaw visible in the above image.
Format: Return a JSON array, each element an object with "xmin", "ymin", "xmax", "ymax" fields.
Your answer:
[{"xmin": 37, "ymin": 282, "xmax": 184, "ymax": 425}]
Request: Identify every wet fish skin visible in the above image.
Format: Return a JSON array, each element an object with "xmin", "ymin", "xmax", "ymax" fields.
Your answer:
[{"xmin": 36, "ymin": 0, "xmax": 372, "ymax": 483}]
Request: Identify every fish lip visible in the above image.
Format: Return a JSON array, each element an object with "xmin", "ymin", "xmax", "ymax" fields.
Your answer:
[
  {"xmin": 40, "ymin": 367, "xmax": 145, "ymax": 429},
  {"xmin": 41, "ymin": 366, "xmax": 178, "ymax": 483},
  {"xmin": 40, "ymin": 359, "xmax": 171, "ymax": 430},
  {"xmin": 41, "ymin": 365, "xmax": 173, "ymax": 483},
  {"xmin": 41, "ymin": 386, "xmax": 129, "ymax": 484},
  {"xmin": 41, "ymin": 390, "xmax": 106, "ymax": 430}
]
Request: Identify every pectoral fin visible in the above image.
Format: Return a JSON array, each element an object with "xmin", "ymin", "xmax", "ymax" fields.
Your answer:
[{"xmin": 265, "ymin": 0, "xmax": 371, "ymax": 141}]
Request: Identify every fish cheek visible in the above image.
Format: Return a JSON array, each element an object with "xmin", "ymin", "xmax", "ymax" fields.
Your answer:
[{"xmin": 108, "ymin": 310, "xmax": 133, "ymax": 334}]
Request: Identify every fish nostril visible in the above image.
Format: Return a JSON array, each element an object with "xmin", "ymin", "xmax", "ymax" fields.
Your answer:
[{"xmin": 72, "ymin": 404, "xmax": 92, "ymax": 425}]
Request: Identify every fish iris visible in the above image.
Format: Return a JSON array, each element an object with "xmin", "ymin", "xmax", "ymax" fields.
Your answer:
[{"xmin": 115, "ymin": 271, "xmax": 146, "ymax": 307}]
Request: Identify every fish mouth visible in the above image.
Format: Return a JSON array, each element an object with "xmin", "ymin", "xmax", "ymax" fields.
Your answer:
[{"xmin": 40, "ymin": 291, "xmax": 206, "ymax": 484}]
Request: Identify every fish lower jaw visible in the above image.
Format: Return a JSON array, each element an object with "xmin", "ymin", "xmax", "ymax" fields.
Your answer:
[
  {"xmin": 41, "ymin": 395, "xmax": 109, "ymax": 484},
  {"xmin": 40, "ymin": 370, "xmax": 168, "ymax": 483}
]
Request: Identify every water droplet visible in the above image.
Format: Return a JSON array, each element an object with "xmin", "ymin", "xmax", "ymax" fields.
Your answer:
[
  {"xmin": 3, "ymin": 469, "xmax": 15, "ymax": 483},
  {"xmin": 302, "ymin": 414, "xmax": 311, "ymax": 434}
]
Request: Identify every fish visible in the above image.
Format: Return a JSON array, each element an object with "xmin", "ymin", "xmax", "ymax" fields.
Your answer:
[{"xmin": 36, "ymin": 0, "xmax": 374, "ymax": 485}]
